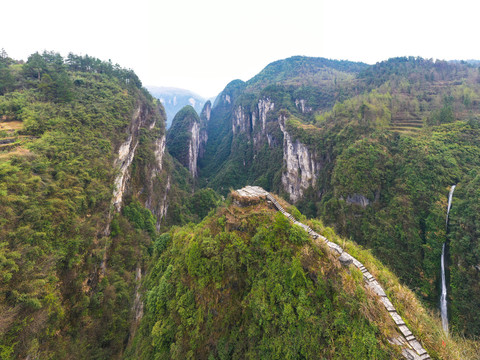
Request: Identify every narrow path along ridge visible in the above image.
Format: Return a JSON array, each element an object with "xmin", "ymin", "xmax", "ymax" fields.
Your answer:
[{"xmin": 233, "ymin": 186, "xmax": 431, "ymax": 360}]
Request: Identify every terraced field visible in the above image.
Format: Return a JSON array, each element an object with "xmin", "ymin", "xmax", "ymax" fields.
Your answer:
[{"xmin": 390, "ymin": 111, "xmax": 424, "ymax": 135}]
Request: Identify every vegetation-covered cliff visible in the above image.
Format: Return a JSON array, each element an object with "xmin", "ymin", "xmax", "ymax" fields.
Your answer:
[
  {"xmin": 0, "ymin": 50, "xmax": 180, "ymax": 358},
  {"xmin": 166, "ymin": 105, "xmax": 208, "ymax": 178},
  {"xmin": 146, "ymin": 86, "xmax": 207, "ymax": 129}
]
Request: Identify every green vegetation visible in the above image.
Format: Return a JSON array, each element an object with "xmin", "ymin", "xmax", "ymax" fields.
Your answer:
[
  {"xmin": 0, "ymin": 50, "xmax": 162, "ymax": 358},
  {"xmin": 246, "ymin": 56, "xmax": 368, "ymax": 92},
  {"xmin": 126, "ymin": 201, "xmax": 403, "ymax": 359},
  {"xmin": 448, "ymin": 172, "xmax": 480, "ymax": 336},
  {"xmin": 3, "ymin": 49, "xmax": 480, "ymax": 357}
]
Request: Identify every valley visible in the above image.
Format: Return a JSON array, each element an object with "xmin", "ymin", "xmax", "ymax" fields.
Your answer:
[{"xmin": 1, "ymin": 51, "xmax": 480, "ymax": 359}]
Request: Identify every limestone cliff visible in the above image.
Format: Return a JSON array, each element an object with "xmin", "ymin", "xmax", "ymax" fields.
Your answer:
[
  {"xmin": 199, "ymin": 81, "xmax": 325, "ymax": 202},
  {"xmin": 198, "ymin": 101, "xmax": 211, "ymax": 159},
  {"xmin": 112, "ymin": 100, "xmax": 159, "ymax": 211},
  {"xmin": 278, "ymin": 113, "xmax": 319, "ymax": 202}
]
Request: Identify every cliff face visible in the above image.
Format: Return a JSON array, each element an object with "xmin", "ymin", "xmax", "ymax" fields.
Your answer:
[
  {"xmin": 112, "ymin": 101, "xmax": 159, "ymax": 211},
  {"xmin": 278, "ymin": 114, "xmax": 319, "ymax": 202},
  {"xmin": 188, "ymin": 121, "xmax": 200, "ymax": 177},
  {"xmin": 103, "ymin": 93, "xmax": 171, "ymax": 232},
  {"xmin": 0, "ymin": 52, "xmax": 179, "ymax": 359},
  {"xmin": 200, "ymin": 87, "xmax": 323, "ymax": 202},
  {"xmin": 198, "ymin": 101, "xmax": 210, "ymax": 159}
]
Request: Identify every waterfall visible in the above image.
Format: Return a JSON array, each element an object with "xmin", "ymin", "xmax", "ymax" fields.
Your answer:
[
  {"xmin": 446, "ymin": 185, "xmax": 456, "ymax": 226},
  {"xmin": 441, "ymin": 184, "xmax": 456, "ymax": 334},
  {"xmin": 440, "ymin": 242, "xmax": 448, "ymax": 333}
]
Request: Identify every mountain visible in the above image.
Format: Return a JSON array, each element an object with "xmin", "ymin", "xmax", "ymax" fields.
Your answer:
[
  {"xmin": 146, "ymin": 86, "xmax": 207, "ymax": 128},
  {"xmin": 172, "ymin": 55, "xmax": 480, "ymax": 338},
  {"xmin": 166, "ymin": 104, "xmax": 209, "ymax": 178}
]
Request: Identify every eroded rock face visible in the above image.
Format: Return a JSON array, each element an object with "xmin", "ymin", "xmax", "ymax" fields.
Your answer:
[
  {"xmin": 113, "ymin": 100, "xmax": 170, "ymax": 230},
  {"xmin": 231, "ymin": 98, "xmax": 274, "ymax": 137},
  {"xmin": 278, "ymin": 114, "xmax": 319, "ymax": 202},
  {"xmin": 167, "ymin": 106, "xmax": 203, "ymax": 178},
  {"xmin": 189, "ymin": 121, "xmax": 200, "ymax": 177},
  {"xmin": 113, "ymin": 134, "xmax": 138, "ymax": 211},
  {"xmin": 258, "ymin": 98, "xmax": 274, "ymax": 131},
  {"xmin": 295, "ymin": 99, "xmax": 312, "ymax": 114},
  {"xmin": 113, "ymin": 103, "xmax": 157, "ymax": 212},
  {"xmin": 199, "ymin": 101, "xmax": 210, "ymax": 159},
  {"xmin": 232, "ymin": 106, "xmax": 249, "ymax": 135},
  {"xmin": 200, "ymin": 100, "xmax": 211, "ymax": 123},
  {"xmin": 346, "ymin": 194, "xmax": 370, "ymax": 208}
]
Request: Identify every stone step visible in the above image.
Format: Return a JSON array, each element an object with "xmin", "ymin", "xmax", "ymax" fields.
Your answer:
[
  {"xmin": 351, "ymin": 257, "xmax": 363, "ymax": 269},
  {"xmin": 408, "ymin": 339, "xmax": 427, "ymax": 356},
  {"xmin": 379, "ymin": 296, "xmax": 396, "ymax": 312},
  {"xmin": 326, "ymin": 241, "xmax": 343, "ymax": 255},
  {"xmin": 389, "ymin": 311, "xmax": 406, "ymax": 326},
  {"xmin": 398, "ymin": 324, "xmax": 412, "ymax": 338},
  {"xmin": 402, "ymin": 348, "xmax": 423, "ymax": 360},
  {"xmin": 367, "ymin": 279, "xmax": 387, "ymax": 297}
]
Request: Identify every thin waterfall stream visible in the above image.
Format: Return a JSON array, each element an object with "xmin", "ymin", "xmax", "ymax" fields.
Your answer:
[{"xmin": 441, "ymin": 184, "xmax": 456, "ymax": 334}]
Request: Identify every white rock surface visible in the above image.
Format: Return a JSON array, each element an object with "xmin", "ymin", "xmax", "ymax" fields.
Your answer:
[{"xmin": 278, "ymin": 114, "xmax": 318, "ymax": 202}]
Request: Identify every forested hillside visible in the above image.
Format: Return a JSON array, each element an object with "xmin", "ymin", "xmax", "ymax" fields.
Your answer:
[{"xmin": 0, "ymin": 51, "xmax": 175, "ymax": 359}]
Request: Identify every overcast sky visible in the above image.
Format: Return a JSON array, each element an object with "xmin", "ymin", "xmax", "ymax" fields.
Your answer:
[{"xmin": 2, "ymin": 0, "xmax": 479, "ymax": 98}]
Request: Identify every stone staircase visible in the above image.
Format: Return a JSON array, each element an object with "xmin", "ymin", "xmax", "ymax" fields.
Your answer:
[{"xmin": 234, "ymin": 186, "xmax": 431, "ymax": 360}]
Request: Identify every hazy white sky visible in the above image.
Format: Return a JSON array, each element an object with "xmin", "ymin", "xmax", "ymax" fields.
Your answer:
[{"xmin": 2, "ymin": 0, "xmax": 479, "ymax": 97}]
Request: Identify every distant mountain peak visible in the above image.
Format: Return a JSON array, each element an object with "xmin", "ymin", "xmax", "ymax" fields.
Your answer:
[{"xmin": 146, "ymin": 86, "xmax": 207, "ymax": 128}]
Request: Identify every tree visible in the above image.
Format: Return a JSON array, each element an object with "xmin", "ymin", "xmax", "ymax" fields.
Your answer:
[
  {"xmin": 0, "ymin": 55, "xmax": 13, "ymax": 95},
  {"xmin": 23, "ymin": 52, "xmax": 47, "ymax": 80}
]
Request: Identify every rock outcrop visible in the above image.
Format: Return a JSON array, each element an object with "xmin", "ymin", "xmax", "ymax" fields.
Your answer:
[
  {"xmin": 258, "ymin": 98, "xmax": 274, "ymax": 131},
  {"xmin": 198, "ymin": 101, "xmax": 210, "ymax": 159},
  {"xmin": 278, "ymin": 114, "xmax": 319, "ymax": 202},
  {"xmin": 346, "ymin": 193, "xmax": 370, "ymax": 208},
  {"xmin": 188, "ymin": 121, "xmax": 200, "ymax": 177},
  {"xmin": 112, "ymin": 103, "xmax": 157, "ymax": 211}
]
